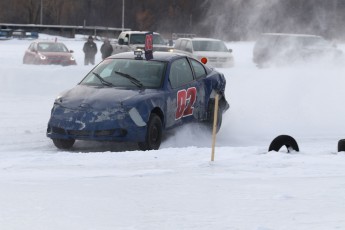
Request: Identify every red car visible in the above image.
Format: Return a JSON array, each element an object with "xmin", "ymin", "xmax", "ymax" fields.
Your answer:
[{"xmin": 23, "ymin": 41, "xmax": 77, "ymax": 66}]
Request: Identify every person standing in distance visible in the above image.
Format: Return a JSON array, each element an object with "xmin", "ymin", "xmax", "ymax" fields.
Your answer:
[
  {"xmin": 83, "ymin": 35, "xmax": 97, "ymax": 65},
  {"xmin": 100, "ymin": 38, "xmax": 114, "ymax": 60}
]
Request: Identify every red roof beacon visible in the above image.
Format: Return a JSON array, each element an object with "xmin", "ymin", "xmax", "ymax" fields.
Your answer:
[{"xmin": 144, "ymin": 32, "xmax": 153, "ymax": 60}]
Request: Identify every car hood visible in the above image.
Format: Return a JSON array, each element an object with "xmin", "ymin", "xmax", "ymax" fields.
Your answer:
[{"xmin": 57, "ymin": 85, "xmax": 144, "ymax": 110}]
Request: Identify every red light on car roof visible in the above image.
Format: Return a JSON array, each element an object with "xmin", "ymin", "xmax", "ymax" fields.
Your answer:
[{"xmin": 201, "ymin": 57, "xmax": 208, "ymax": 64}]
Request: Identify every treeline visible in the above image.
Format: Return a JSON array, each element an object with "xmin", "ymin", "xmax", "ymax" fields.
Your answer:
[{"xmin": 1, "ymin": 0, "xmax": 345, "ymax": 41}]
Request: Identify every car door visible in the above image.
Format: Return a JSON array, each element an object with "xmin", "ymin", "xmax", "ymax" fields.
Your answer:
[
  {"xmin": 188, "ymin": 57, "xmax": 208, "ymax": 116},
  {"xmin": 114, "ymin": 32, "xmax": 130, "ymax": 54},
  {"xmin": 24, "ymin": 43, "xmax": 37, "ymax": 63},
  {"xmin": 165, "ymin": 57, "xmax": 205, "ymax": 128}
]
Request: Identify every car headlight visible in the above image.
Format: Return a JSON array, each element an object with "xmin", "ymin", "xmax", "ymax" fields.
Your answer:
[
  {"xmin": 39, "ymin": 53, "xmax": 46, "ymax": 60},
  {"xmin": 54, "ymin": 95, "xmax": 63, "ymax": 104}
]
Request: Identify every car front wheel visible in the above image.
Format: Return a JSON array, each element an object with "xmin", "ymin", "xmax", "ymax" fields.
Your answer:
[
  {"xmin": 138, "ymin": 114, "xmax": 162, "ymax": 151},
  {"xmin": 52, "ymin": 138, "xmax": 75, "ymax": 149}
]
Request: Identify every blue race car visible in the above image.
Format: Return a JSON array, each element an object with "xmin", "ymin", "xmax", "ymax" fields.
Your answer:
[{"xmin": 46, "ymin": 50, "xmax": 229, "ymax": 150}]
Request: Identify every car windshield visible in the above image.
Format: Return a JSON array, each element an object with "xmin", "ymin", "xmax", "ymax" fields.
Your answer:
[
  {"xmin": 130, "ymin": 34, "xmax": 166, "ymax": 45},
  {"xmin": 192, "ymin": 40, "xmax": 229, "ymax": 52},
  {"xmin": 80, "ymin": 58, "xmax": 166, "ymax": 89},
  {"xmin": 37, "ymin": 43, "xmax": 69, "ymax": 52},
  {"xmin": 275, "ymin": 36, "xmax": 333, "ymax": 50},
  {"xmin": 299, "ymin": 37, "xmax": 332, "ymax": 48}
]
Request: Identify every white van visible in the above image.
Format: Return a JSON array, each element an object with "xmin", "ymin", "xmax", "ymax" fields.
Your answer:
[
  {"xmin": 173, "ymin": 37, "xmax": 234, "ymax": 68},
  {"xmin": 253, "ymin": 33, "xmax": 343, "ymax": 67}
]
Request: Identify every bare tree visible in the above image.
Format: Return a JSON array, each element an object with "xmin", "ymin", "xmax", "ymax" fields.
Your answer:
[
  {"xmin": 11, "ymin": 0, "xmax": 40, "ymax": 23},
  {"xmin": 2, "ymin": 0, "xmax": 345, "ymax": 40},
  {"xmin": 44, "ymin": 0, "xmax": 66, "ymax": 24}
]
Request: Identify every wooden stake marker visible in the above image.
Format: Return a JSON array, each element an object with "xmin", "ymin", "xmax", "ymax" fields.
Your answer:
[{"xmin": 211, "ymin": 94, "xmax": 219, "ymax": 161}]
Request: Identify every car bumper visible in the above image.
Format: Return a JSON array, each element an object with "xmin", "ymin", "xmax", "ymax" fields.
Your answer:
[
  {"xmin": 38, "ymin": 59, "xmax": 77, "ymax": 66},
  {"xmin": 46, "ymin": 105, "xmax": 147, "ymax": 142},
  {"xmin": 209, "ymin": 61, "xmax": 234, "ymax": 68},
  {"xmin": 204, "ymin": 58, "xmax": 234, "ymax": 68}
]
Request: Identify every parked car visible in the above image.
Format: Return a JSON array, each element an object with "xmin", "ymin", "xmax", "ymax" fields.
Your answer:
[
  {"xmin": 173, "ymin": 37, "xmax": 234, "ymax": 68},
  {"xmin": 0, "ymin": 29, "xmax": 12, "ymax": 40},
  {"xmin": 12, "ymin": 29, "xmax": 26, "ymax": 39},
  {"xmin": 253, "ymin": 33, "xmax": 343, "ymax": 67},
  {"xmin": 46, "ymin": 50, "xmax": 229, "ymax": 150},
  {"xmin": 112, "ymin": 31, "xmax": 173, "ymax": 54},
  {"xmin": 23, "ymin": 41, "xmax": 77, "ymax": 66}
]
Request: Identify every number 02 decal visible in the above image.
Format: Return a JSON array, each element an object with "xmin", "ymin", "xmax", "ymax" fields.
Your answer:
[{"xmin": 175, "ymin": 87, "xmax": 197, "ymax": 120}]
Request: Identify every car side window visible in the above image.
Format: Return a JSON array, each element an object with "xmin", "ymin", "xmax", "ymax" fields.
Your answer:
[
  {"xmin": 124, "ymin": 34, "xmax": 129, "ymax": 44},
  {"xmin": 180, "ymin": 40, "xmax": 187, "ymax": 51},
  {"xmin": 169, "ymin": 57, "xmax": 194, "ymax": 88},
  {"xmin": 185, "ymin": 41, "xmax": 193, "ymax": 53},
  {"xmin": 32, "ymin": 43, "xmax": 37, "ymax": 52},
  {"xmin": 174, "ymin": 40, "xmax": 181, "ymax": 49},
  {"xmin": 190, "ymin": 59, "xmax": 207, "ymax": 79},
  {"xmin": 118, "ymin": 33, "xmax": 128, "ymax": 45},
  {"xmin": 118, "ymin": 32, "xmax": 126, "ymax": 40},
  {"xmin": 28, "ymin": 44, "xmax": 34, "ymax": 51}
]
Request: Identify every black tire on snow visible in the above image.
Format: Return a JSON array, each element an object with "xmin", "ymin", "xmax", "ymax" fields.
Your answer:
[
  {"xmin": 52, "ymin": 138, "xmax": 75, "ymax": 149},
  {"xmin": 338, "ymin": 139, "xmax": 345, "ymax": 152},
  {"xmin": 138, "ymin": 114, "xmax": 162, "ymax": 151},
  {"xmin": 268, "ymin": 135, "xmax": 299, "ymax": 153}
]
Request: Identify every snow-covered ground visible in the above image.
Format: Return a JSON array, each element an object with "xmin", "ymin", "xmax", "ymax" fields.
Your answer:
[{"xmin": 1, "ymin": 34, "xmax": 345, "ymax": 230}]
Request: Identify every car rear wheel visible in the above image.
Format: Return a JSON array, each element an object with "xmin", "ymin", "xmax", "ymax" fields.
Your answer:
[
  {"xmin": 138, "ymin": 114, "xmax": 162, "ymax": 151},
  {"xmin": 52, "ymin": 138, "xmax": 75, "ymax": 149}
]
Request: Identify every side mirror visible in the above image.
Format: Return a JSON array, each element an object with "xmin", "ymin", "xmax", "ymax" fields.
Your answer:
[
  {"xmin": 123, "ymin": 37, "xmax": 129, "ymax": 45},
  {"xmin": 70, "ymin": 50, "xmax": 74, "ymax": 53},
  {"xmin": 118, "ymin": 38, "xmax": 124, "ymax": 45},
  {"xmin": 168, "ymin": 39, "xmax": 174, "ymax": 47},
  {"xmin": 185, "ymin": 47, "xmax": 192, "ymax": 53},
  {"xmin": 228, "ymin": 48, "xmax": 233, "ymax": 53}
]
